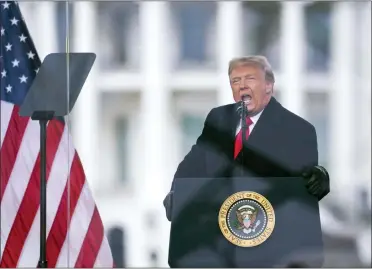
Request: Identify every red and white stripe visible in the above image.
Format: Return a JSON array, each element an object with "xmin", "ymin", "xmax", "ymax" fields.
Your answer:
[{"xmin": 0, "ymin": 100, "xmax": 114, "ymax": 267}]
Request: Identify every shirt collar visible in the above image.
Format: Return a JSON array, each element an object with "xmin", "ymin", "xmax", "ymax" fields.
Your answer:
[{"xmin": 250, "ymin": 108, "xmax": 264, "ymax": 125}]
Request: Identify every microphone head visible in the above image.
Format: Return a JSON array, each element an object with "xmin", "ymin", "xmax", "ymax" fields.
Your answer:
[
  {"xmin": 236, "ymin": 100, "xmax": 247, "ymax": 117},
  {"xmin": 239, "ymin": 94, "xmax": 251, "ymax": 116}
]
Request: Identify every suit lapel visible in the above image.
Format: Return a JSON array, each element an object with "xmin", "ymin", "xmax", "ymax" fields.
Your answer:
[
  {"xmin": 245, "ymin": 97, "xmax": 280, "ymax": 150},
  {"xmin": 229, "ymin": 103, "xmax": 240, "ymax": 138},
  {"xmin": 218, "ymin": 103, "xmax": 239, "ymax": 158}
]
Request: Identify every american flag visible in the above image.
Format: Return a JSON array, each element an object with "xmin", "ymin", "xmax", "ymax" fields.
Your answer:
[{"xmin": 0, "ymin": 1, "xmax": 114, "ymax": 267}]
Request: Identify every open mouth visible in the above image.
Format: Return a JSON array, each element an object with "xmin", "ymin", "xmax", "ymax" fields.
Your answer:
[{"xmin": 241, "ymin": 94, "xmax": 252, "ymax": 104}]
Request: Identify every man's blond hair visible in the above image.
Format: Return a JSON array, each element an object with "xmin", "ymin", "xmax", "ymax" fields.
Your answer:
[{"xmin": 228, "ymin": 55, "xmax": 275, "ymax": 83}]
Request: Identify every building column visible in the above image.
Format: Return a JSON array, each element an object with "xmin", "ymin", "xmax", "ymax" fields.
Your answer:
[
  {"xmin": 356, "ymin": 5, "xmax": 371, "ymax": 265},
  {"xmin": 139, "ymin": 2, "xmax": 170, "ymax": 267},
  {"xmin": 71, "ymin": 2, "xmax": 99, "ymax": 189},
  {"xmin": 359, "ymin": 2, "xmax": 371, "ymax": 194},
  {"xmin": 18, "ymin": 3, "xmax": 34, "ymax": 32},
  {"xmin": 280, "ymin": 2, "xmax": 306, "ymax": 117},
  {"xmin": 216, "ymin": 2, "xmax": 243, "ymax": 105},
  {"xmin": 33, "ymin": 2, "xmax": 57, "ymax": 59},
  {"xmin": 329, "ymin": 2, "xmax": 356, "ymax": 207}
]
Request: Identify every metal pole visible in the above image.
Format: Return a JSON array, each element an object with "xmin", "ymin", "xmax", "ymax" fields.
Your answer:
[{"xmin": 38, "ymin": 119, "xmax": 48, "ymax": 268}]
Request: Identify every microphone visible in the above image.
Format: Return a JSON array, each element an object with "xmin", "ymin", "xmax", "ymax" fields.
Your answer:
[
  {"xmin": 239, "ymin": 95, "xmax": 249, "ymax": 120},
  {"xmin": 236, "ymin": 99, "xmax": 248, "ymax": 118},
  {"xmin": 240, "ymin": 98, "xmax": 248, "ymax": 133},
  {"xmin": 237, "ymin": 96, "xmax": 249, "ymax": 171},
  {"xmin": 236, "ymin": 101, "xmax": 243, "ymax": 116}
]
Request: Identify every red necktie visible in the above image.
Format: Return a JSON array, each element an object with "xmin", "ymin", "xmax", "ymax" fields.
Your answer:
[{"xmin": 234, "ymin": 117, "xmax": 253, "ymax": 159}]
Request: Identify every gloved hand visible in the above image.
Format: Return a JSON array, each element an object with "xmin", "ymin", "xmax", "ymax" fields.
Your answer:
[{"xmin": 302, "ymin": 165, "xmax": 330, "ymax": 200}]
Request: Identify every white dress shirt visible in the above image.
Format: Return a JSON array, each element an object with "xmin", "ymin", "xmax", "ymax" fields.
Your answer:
[{"xmin": 235, "ymin": 109, "xmax": 264, "ymax": 137}]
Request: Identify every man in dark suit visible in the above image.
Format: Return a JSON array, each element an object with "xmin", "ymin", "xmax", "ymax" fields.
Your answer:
[{"xmin": 163, "ymin": 55, "xmax": 330, "ymax": 221}]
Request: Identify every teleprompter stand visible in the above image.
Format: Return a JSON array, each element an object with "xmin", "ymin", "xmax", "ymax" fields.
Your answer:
[{"xmin": 19, "ymin": 53, "xmax": 96, "ymax": 268}]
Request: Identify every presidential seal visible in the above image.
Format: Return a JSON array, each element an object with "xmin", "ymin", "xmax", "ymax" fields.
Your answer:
[{"xmin": 218, "ymin": 191, "xmax": 275, "ymax": 247}]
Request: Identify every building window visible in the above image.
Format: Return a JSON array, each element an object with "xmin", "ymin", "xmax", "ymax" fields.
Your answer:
[
  {"xmin": 56, "ymin": 1, "xmax": 74, "ymax": 52},
  {"xmin": 305, "ymin": 92, "xmax": 329, "ymax": 168},
  {"xmin": 242, "ymin": 2, "xmax": 281, "ymax": 71},
  {"xmin": 114, "ymin": 117, "xmax": 128, "ymax": 183},
  {"xmin": 107, "ymin": 227, "xmax": 126, "ymax": 267},
  {"xmin": 305, "ymin": 2, "xmax": 331, "ymax": 72},
  {"xmin": 97, "ymin": 2, "xmax": 139, "ymax": 70},
  {"xmin": 170, "ymin": 2, "xmax": 217, "ymax": 69},
  {"xmin": 180, "ymin": 113, "xmax": 205, "ymax": 157}
]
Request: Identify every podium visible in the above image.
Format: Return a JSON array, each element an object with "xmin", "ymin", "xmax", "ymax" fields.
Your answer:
[{"xmin": 168, "ymin": 177, "xmax": 324, "ymax": 268}]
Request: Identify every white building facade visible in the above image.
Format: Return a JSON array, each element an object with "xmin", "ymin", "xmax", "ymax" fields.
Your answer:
[{"xmin": 20, "ymin": 1, "xmax": 371, "ymax": 267}]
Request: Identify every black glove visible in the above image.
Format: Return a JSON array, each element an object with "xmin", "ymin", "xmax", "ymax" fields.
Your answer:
[{"xmin": 302, "ymin": 165, "xmax": 330, "ymax": 200}]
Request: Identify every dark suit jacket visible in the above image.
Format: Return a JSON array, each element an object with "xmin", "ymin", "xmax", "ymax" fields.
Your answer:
[{"xmin": 165, "ymin": 97, "xmax": 318, "ymax": 220}]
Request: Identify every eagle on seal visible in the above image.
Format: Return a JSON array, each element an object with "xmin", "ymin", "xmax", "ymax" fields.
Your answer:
[{"xmin": 235, "ymin": 205, "xmax": 258, "ymax": 232}]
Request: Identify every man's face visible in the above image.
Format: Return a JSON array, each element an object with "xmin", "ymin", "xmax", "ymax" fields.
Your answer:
[{"xmin": 229, "ymin": 64, "xmax": 273, "ymax": 116}]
